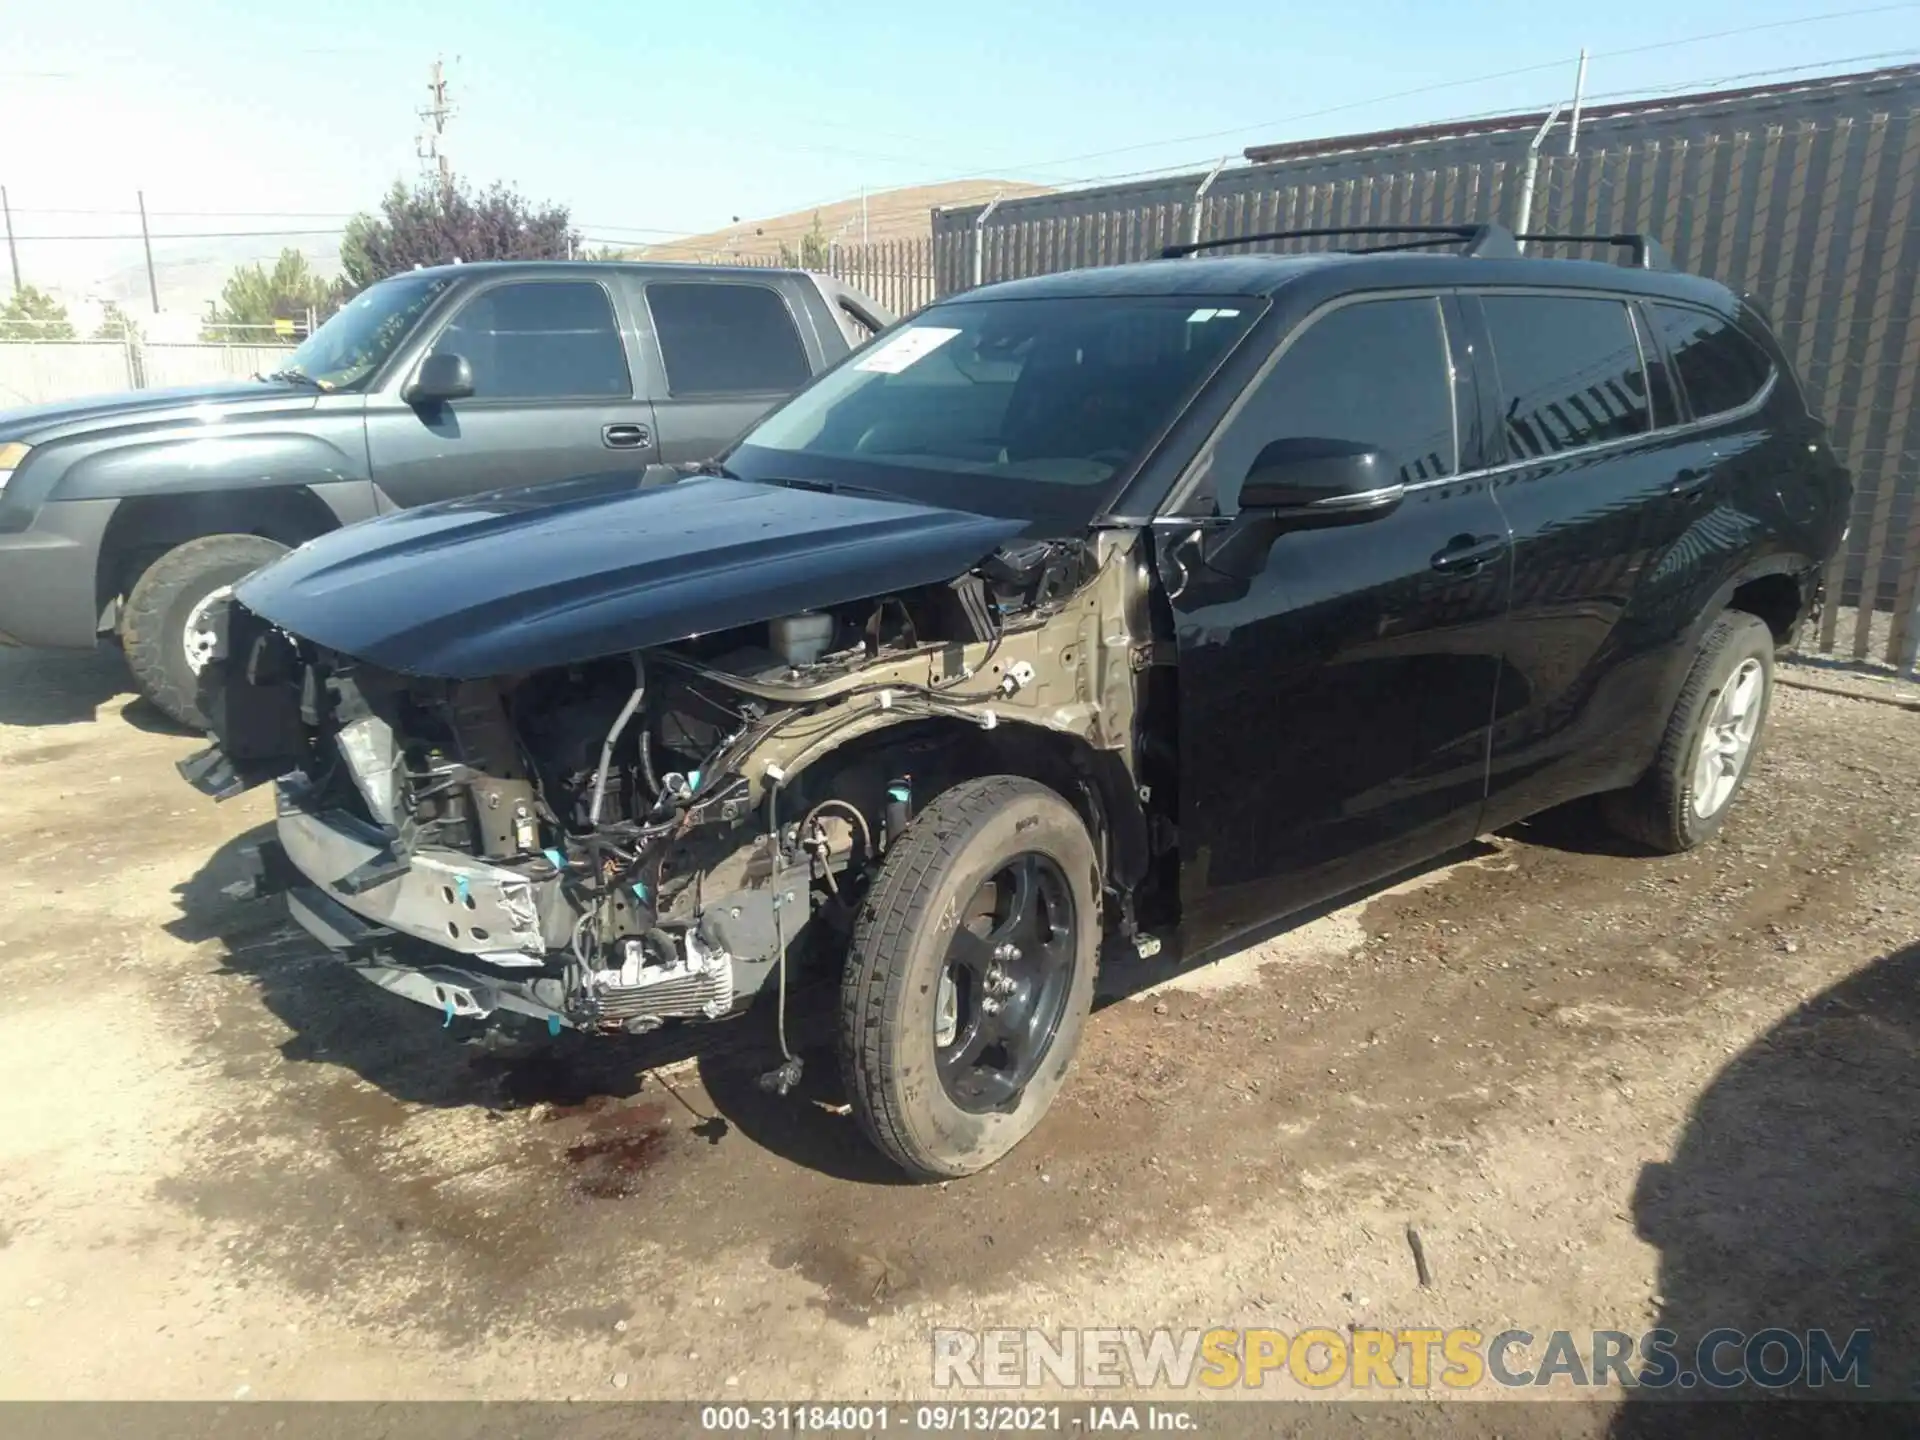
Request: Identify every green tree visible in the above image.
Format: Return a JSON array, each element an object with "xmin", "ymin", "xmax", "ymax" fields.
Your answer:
[
  {"xmin": 204, "ymin": 249, "xmax": 333, "ymax": 340},
  {"xmin": 778, "ymin": 212, "xmax": 832, "ymax": 269},
  {"xmin": 336, "ymin": 177, "xmax": 578, "ymax": 295},
  {"xmin": 93, "ymin": 301, "xmax": 141, "ymax": 342},
  {"xmin": 0, "ymin": 285, "xmax": 76, "ymax": 340}
]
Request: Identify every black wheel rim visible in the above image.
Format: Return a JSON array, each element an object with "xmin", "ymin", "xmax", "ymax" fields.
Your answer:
[{"xmin": 934, "ymin": 851, "xmax": 1077, "ymax": 1114}]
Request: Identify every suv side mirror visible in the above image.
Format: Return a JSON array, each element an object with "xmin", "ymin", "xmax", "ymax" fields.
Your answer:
[
  {"xmin": 1240, "ymin": 437, "xmax": 1403, "ymax": 517},
  {"xmin": 1201, "ymin": 437, "xmax": 1406, "ymax": 582},
  {"xmin": 404, "ymin": 352, "xmax": 475, "ymax": 405}
]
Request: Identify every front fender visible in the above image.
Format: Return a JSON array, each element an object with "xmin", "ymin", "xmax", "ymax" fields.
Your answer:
[{"xmin": 50, "ymin": 427, "xmax": 369, "ymax": 505}]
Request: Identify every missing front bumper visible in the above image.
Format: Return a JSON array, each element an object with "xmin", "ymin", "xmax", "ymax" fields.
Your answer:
[
  {"xmin": 273, "ymin": 778, "xmax": 566, "ymax": 967},
  {"xmin": 285, "ymin": 883, "xmax": 575, "ymax": 1029}
]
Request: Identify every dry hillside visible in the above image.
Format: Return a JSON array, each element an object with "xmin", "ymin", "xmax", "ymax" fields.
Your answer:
[{"xmin": 625, "ymin": 179, "xmax": 1050, "ymax": 261}]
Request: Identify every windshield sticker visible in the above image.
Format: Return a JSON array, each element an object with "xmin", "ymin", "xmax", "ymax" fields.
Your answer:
[
  {"xmin": 1187, "ymin": 307, "xmax": 1243, "ymax": 323},
  {"xmin": 855, "ymin": 326, "xmax": 962, "ymax": 374}
]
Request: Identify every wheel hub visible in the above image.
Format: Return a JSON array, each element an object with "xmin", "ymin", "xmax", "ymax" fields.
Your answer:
[
  {"xmin": 182, "ymin": 584, "xmax": 235, "ymax": 677},
  {"xmin": 932, "ymin": 852, "xmax": 1077, "ymax": 1114},
  {"xmin": 1690, "ymin": 656, "xmax": 1765, "ymax": 820}
]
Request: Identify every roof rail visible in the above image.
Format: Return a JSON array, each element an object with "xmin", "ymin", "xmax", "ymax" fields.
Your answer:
[
  {"xmin": 1514, "ymin": 232, "xmax": 1673, "ymax": 270},
  {"xmin": 1161, "ymin": 224, "xmax": 1520, "ymax": 260}
]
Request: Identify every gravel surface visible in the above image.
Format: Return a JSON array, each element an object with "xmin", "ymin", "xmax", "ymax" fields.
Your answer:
[{"xmin": 0, "ymin": 643, "xmax": 1914, "ymax": 1416}]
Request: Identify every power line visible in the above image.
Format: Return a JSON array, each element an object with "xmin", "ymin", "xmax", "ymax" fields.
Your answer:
[
  {"xmin": 863, "ymin": 4, "xmax": 1920, "ymax": 188},
  {"xmin": 8, "ymin": 227, "xmax": 349, "ymax": 241},
  {"xmin": 963, "ymin": 49, "xmax": 1920, "ymax": 198}
]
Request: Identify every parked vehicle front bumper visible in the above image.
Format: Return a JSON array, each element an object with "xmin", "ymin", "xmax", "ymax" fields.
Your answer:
[{"xmin": 0, "ymin": 498, "xmax": 117, "ymax": 649}]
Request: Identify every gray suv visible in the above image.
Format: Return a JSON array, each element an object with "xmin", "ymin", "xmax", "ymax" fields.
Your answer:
[{"xmin": 0, "ymin": 261, "xmax": 892, "ymax": 726}]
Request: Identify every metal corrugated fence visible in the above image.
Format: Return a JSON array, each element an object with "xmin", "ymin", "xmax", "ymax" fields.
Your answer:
[{"xmin": 931, "ymin": 112, "xmax": 1920, "ymax": 670}]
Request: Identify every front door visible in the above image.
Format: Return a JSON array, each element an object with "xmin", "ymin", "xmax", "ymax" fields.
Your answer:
[
  {"xmin": 1164, "ymin": 293, "xmax": 1512, "ymax": 953},
  {"xmin": 366, "ymin": 277, "xmax": 657, "ymax": 509}
]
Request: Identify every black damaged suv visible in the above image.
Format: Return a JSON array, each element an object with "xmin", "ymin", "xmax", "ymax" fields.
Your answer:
[{"xmin": 183, "ymin": 224, "xmax": 1849, "ymax": 1179}]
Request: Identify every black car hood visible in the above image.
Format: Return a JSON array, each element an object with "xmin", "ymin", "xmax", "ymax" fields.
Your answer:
[{"xmin": 236, "ymin": 473, "xmax": 1031, "ymax": 678}]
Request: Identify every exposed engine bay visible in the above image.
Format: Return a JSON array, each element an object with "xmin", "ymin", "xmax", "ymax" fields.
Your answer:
[{"xmin": 184, "ymin": 531, "xmax": 1163, "ymax": 1047}]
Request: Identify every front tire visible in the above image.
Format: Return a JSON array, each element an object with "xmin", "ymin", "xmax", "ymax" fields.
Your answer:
[
  {"xmin": 839, "ymin": 776, "xmax": 1099, "ymax": 1180},
  {"xmin": 121, "ymin": 534, "xmax": 288, "ymax": 729},
  {"xmin": 1601, "ymin": 611, "xmax": 1776, "ymax": 853}
]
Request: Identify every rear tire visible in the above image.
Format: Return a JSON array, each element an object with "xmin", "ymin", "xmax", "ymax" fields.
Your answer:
[
  {"xmin": 1601, "ymin": 611, "xmax": 1776, "ymax": 854},
  {"xmin": 839, "ymin": 776, "xmax": 1099, "ymax": 1180},
  {"xmin": 121, "ymin": 533, "xmax": 288, "ymax": 730}
]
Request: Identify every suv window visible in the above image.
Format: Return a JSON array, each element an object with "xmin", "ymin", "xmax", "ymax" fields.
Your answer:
[
  {"xmin": 1480, "ymin": 295, "xmax": 1650, "ymax": 458},
  {"xmin": 1651, "ymin": 304, "xmax": 1773, "ymax": 419},
  {"xmin": 432, "ymin": 281, "xmax": 630, "ymax": 399},
  {"xmin": 647, "ymin": 282, "xmax": 811, "ymax": 396},
  {"xmin": 1204, "ymin": 296, "xmax": 1456, "ymax": 510}
]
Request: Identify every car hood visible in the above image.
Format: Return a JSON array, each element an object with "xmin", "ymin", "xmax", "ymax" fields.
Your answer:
[
  {"xmin": 0, "ymin": 380, "xmax": 319, "ymax": 442},
  {"xmin": 236, "ymin": 473, "xmax": 1032, "ymax": 678}
]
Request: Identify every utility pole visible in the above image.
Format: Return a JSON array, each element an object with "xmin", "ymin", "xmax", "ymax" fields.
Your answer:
[
  {"xmin": 416, "ymin": 58, "xmax": 455, "ymax": 185},
  {"xmin": 137, "ymin": 190, "xmax": 159, "ymax": 314},
  {"xmin": 1568, "ymin": 48, "xmax": 1590, "ymax": 154},
  {"xmin": 1, "ymin": 186, "xmax": 20, "ymax": 295}
]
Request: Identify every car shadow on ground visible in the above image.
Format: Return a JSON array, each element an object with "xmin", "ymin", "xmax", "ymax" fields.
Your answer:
[
  {"xmin": 0, "ymin": 645, "xmax": 195, "ymax": 734},
  {"xmin": 1495, "ymin": 794, "xmax": 1651, "ymax": 859},
  {"xmin": 1609, "ymin": 938, "xmax": 1920, "ymax": 1436},
  {"xmin": 170, "ymin": 820, "xmax": 910, "ymax": 1181},
  {"xmin": 173, "ymin": 824, "xmax": 1524, "ymax": 1184}
]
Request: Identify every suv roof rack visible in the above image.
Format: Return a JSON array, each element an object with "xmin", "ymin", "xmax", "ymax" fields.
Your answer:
[
  {"xmin": 1515, "ymin": 232, "xmax": 1673, "ymax": 270},
  {"xmin": 1161, "ymin": 223, "xmax": 1521, "ymax": 261}
]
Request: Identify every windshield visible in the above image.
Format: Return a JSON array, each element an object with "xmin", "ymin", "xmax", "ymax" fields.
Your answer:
[
  {"xmin": 731, "ymin": 295, "xmax": 1260, "ymax": 515},
  {"xmin": 278, "ymin": 275, "xmax": 454, "ymax": 391}
]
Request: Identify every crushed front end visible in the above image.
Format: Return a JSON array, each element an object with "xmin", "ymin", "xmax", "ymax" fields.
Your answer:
[{"xmin": 181, "ymin": 531, "xmax": 1155, "ymax": 1040}]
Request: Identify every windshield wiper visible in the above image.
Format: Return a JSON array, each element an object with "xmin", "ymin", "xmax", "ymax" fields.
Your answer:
[
  {"xmin": 693, "ymin": 459, "xmax": 742, "ymax": 480},
  {"xmin": 261, "ymin": 368, "xmax": 327, "ymax": 391}
]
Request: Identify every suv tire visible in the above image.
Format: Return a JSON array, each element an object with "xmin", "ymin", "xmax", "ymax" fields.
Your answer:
[
  {"xmin": 121, "ymin": 534, "xmax": 288, "ymax": 730},
  {"xmin": 839, "ymin": 775, "xmax": 1099, "ymax": 1180},
  {"xmin": 1601, "ymin": 611, "xmax": 1776, "ymax": 854}
]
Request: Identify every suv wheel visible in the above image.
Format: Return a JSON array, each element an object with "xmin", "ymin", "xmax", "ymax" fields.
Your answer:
[
  {"xmin": 839, "ymin": 776, "xmax": 1099, "ymax": 1180},
  {"xmin": 1601, "ymin": 611, "xmax": 1776, "ymax": 853},
  {"xmin": 121, "ymin": 534, "xmax": 288, "ymax": 730}
]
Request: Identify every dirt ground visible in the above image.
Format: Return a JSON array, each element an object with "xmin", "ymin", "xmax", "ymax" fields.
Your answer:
[{"xmin": 0, "ymin": 642, "xmax": 1915, "ymax": 1416}]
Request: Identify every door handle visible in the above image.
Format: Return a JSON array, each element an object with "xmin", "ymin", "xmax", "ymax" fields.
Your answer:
[
  {"xmin": 1669, "ymin": 465, "xmax": 1712, "ymax": 496},
  {"xmin": 1430, "ymin": 533, "xmax": 1508, "ymax": 574},
  {"xmin": 603, "ymin": 423, "xmax": 651, "ymax": 449}
]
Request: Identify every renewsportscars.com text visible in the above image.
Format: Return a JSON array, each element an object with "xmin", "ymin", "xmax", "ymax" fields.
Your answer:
[{"xmin": 932, "ymin": 1326, "xmax": 1871, "ymax": 1392}]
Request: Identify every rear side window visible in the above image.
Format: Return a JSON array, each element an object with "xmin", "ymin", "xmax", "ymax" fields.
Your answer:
[
  {"xmin": 647, "ymin": 283, "xmax": 811, "ymax": 396},
  {"xmin": 1206, "ymin": 296, "xmax": 1457, "ymax": 509},
  {"xmin": 432, "ymin": 281, "xmax": 630, "ymax": 399},
  {"xmin": 1480, "ymin": 296, "xmax": 1650, "ymax": 458},
  {"xmin": 1651, "ymin": 304, "xmax": 1773, "ymax": 419}
]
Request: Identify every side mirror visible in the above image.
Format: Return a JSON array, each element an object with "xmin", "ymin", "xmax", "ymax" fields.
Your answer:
[
  {"xmin": 1240, "ymin": 437, "xmax": 1402, "ymax": 517},
  {"xmin": 404, "ymin": 352, "xmax": 474, "ymax": 405},
  {"xmin": 1202, "ymin": 438, "xmax": 1404, "ymax": 580}
]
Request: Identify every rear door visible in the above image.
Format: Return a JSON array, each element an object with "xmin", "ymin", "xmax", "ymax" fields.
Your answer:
[
  {"xmin": 366, "ymin": 276, "xmax": 657, "ymax": 508},
  {"xmin": 633, "ymin": 278, "xmax": 818, "ymax": 462},
  {"xmin": 1468, "ymin": 290, "xmax": 1710, "ymax": 828},
  {"xmin": 1165, "ymin": 292, "xmax": 1512, "ymax": 951}
]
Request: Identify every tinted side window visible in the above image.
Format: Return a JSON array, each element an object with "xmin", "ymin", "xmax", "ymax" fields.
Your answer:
[
  {"xmin": 1481, "ymin": 296, "xmax": 1650, "ymax": 458},
  {"xmin": 647, "ymin": 283, "xmax": 811, "ymax": 396},
  {"xmin": 1209, "ymin": 296, "xmax": 1456, "ymax": 509},
  {"xmin": 1652, "ymin": 303, "xmax": 1773, "ymax": 419},
  {"xmin": 432, "ymin": 281, "xmax": 630, "ymax": 399}
]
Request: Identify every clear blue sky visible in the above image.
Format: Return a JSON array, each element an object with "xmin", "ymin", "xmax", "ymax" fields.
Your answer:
[{"xmin": 3, "ymin": 0, "xmax": 1916, "ymax": 265}]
